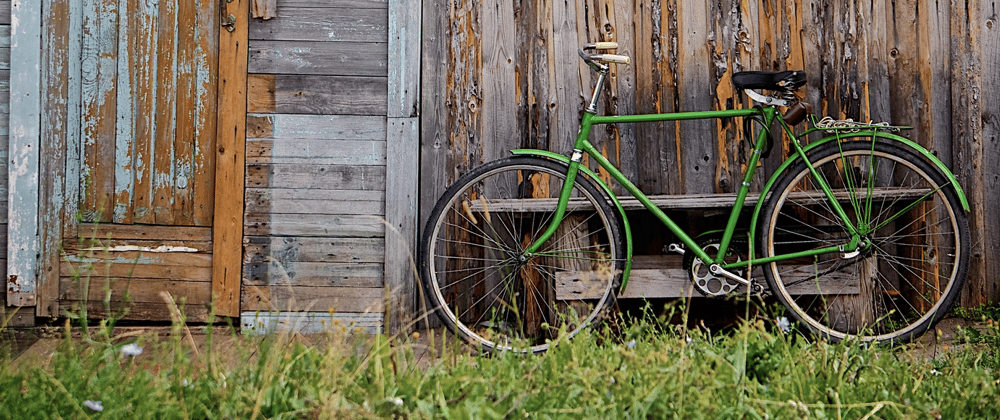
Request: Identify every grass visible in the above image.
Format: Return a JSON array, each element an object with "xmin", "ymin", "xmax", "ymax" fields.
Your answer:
[{"xmin": 3, "ymin": 301, "xmax": 1000, "ymax": 419}]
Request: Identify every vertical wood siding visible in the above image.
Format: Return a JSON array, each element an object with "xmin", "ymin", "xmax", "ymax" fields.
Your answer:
[
  {"xmin": 421, "ymin": 0, "xmax": 1000, "ymax": 306},
  {"xmin": 77, "ymin": 0, "xmax": 217, "ymax": 226},
  {"xmin": 243, "ymin": 1, "xmax": 389, "ymax": 330},
  {"xmin": 0, "ymin": 1, "xmax": 10, "ymax": 305}
]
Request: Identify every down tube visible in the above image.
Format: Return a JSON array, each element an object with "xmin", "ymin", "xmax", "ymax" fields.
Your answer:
[{"xmin": 580, "ymin": 140, "xmax": 714, "ymax": 264}]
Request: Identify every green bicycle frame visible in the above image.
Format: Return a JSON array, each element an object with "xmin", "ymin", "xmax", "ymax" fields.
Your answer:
[
  {"xmin": 517, "ymin": 65, "xmax": 968, "ymax": 290},
  {"xmin": 521, "ymin": 106, "xmax": 865, "ymax": 280}
]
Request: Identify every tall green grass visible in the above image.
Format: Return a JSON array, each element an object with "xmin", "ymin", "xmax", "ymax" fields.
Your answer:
[{"xmin": 3, "ymin": 301, "xmax": 999, "ymax": 419}]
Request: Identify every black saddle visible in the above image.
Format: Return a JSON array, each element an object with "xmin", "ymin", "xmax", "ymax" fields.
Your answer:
[{"xmin": 732, "ymin": 71, "xmax": 807, "ymax": 92}]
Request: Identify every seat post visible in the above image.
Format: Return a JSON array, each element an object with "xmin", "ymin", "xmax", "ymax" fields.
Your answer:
[{"xmin": 585, "ymin": 66, "xmax": 610, "ymax": 114}]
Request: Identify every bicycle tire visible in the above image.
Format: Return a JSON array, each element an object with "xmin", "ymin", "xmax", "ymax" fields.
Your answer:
[
  {"xmin": 420, "ymin": 156, "xmax": 624, "ymax": 353},
  {"xmin": 760, "ymin": 139, "xmax": 970, "ymax": 343}
]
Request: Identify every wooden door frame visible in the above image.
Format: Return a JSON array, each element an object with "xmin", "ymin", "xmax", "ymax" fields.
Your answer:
[{"xmin": 212, "ymin": 0, "xmax": 250, "ymax": 318}]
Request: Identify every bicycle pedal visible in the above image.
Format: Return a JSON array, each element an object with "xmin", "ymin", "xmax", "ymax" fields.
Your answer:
[{"xmin": 665, "ymin": 243, "xmax": 685, "ymax": 255}]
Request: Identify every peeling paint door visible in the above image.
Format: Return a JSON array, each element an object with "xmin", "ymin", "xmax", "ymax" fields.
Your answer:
[
  {"xmin": 79, "ymin": 0, "xmax": 217, "ymax": 227},
  {"xmin": 53, "ymin": 0, "xmax": 244, "ymax": 321}
]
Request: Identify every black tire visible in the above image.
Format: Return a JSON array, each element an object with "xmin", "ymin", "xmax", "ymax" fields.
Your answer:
[
  {"xmin": 760, "ymin": 139, "xmax": 970, "ymax": 343},
  {"xmin": 419, "ymin": 156, "xmax": 624, "ymax": 353}
]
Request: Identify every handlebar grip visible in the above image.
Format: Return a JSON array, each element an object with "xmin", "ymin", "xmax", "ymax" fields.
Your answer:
[
  {"xmin": 597, "ymin": 54, "xmax": 630, "ymax": 64},
  {"xmin": 594, "ymin": 42, "xmax": 618, "ymax": 50}
]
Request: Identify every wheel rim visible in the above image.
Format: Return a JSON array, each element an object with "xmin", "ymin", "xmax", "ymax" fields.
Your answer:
[
  {"xmin": 763, "ymin": 144, "xmax": 966, "ymax": 342},
  {"xmin": 425, "ymin": 160, "xmax": 620, "ymax": 352}
]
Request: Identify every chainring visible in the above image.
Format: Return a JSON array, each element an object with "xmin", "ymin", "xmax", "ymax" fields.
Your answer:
[{"xmin": 681, "ymin": 239, "xmax": 747, "ymax": 297}]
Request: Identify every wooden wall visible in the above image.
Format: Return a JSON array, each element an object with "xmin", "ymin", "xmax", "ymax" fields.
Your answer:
[
  {"xmin": 0, "ymin": 0, "xmax": 9, "ymax": 308},
  {"xmin": 420, "ymin": 0, "xmax": 1000, "ymax": 306},
  {"xmin": 241, "ymin": 0, "xmax": 391, "ymax": 332}
]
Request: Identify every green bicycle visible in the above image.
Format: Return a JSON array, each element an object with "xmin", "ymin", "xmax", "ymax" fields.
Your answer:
[{"xmin": 420, "ymin": 42, "xmax": 971, "ymax": 353}]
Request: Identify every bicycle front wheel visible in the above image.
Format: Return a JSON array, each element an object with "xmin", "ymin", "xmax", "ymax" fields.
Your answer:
[
  {"xmin": 760, "ymin": 139, "xmax": 970, "ymax": 343},
  {"xmin": 420, "ymin": 156, "xmax": 624, "ymax": 353}
]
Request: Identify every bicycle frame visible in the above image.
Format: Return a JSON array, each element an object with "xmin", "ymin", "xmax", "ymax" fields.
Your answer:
[
  {"xmin": 518, "ymin": 61, "xmax": 970, "ymax": 290},
  {"xmin": 520, "ymin": 98, "xmax": 884, "ymax": 293}
]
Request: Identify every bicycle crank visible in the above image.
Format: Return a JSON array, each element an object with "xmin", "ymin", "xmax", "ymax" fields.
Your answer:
[{"xmin": 675, "ymin": 240, "xmax": 748, "ymax": 298}]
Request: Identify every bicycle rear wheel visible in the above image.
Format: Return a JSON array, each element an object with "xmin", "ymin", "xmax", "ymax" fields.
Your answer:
[
  {"xmin": 760, "ymin": 139, "xmax": 970, "ymax": 343},
  {"xmin": 420, "ymin": 156, "xmax": 624, "ymax": 353}
]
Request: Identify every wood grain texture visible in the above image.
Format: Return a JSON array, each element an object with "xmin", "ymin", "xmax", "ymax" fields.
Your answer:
[
  {"xmin": 250, "ymin": 6, "xmax": 387, "ymax": 42},
  {"xmin": 241, "ymin": 312, "xmax": 383, "ymax": 334},
  {"xmin": 212, "ymin": 0, "xmax": 249, "ymax": 318},
  {"xmin": 37, "ymin": 0, "xmax": 78, "ymax": 316},
  {"xmin": 421, "ymin": 0, "xmax": 1000, "ymax": 306},
  {"xmin": 7, "ymin": 0, "xmax": 44, "ymax": 306},
  {"xmin": 247, "ymin": 74, "xmax": 387, "ymax": 115},
  {"xmin": 384, "ymin": 118, "xmax": 418, "ymax": 333},
  {"xmin": 248, "ymin": 40, "xmax": 387, "ymax": 76},
  {"xmin": 242, "ymin": 285, "xmax": 385, "ymax": 313},
  {"xmin": 251, "ymin": 0, "xmax": 277, "ymax": 20}
]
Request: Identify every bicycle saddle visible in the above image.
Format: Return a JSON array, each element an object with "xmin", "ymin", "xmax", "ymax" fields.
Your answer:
[{"xmin": 732, "ymin": 71, "xmax": 807, "ymax": 92}]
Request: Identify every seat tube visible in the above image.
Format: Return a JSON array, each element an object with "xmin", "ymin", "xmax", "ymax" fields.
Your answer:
[{"xmin": 717, "ymin": 107, "xmax": 774, "ymax": 259}]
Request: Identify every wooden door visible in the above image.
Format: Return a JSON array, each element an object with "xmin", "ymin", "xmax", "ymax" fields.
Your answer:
[{"xmin": 51, "ymin": 0, "xmax": 247, "ymax": 321}]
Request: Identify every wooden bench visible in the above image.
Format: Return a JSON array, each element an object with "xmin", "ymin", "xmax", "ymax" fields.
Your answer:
[
  {"xmin": 468, "ymin": 189, "xmax": 927, "ymax": 301},
  {"xmin": 555, "ymin": 255, "xmax": 862, "ymax": 299}
]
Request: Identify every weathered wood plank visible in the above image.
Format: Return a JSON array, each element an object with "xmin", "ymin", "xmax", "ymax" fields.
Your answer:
[
  {"xmin": 245, "ymin": 188, "xmax": 384, "ymax": 216},
  {"xmin": 260, "ymin": 0, "xmax": 386, "ymax": 9},
  {"xmin": 387, "ymin": 0, "xmax": 418, "ymax": 119},
  {"xmin": 0, "ymin": 1, "xmax": 10, "ymax": 25},
  {"xmin": 59, "ymin": 277, "xmax": 211, "ymax": 303},
  {"xmin": 169, "ymin": 0, "xmax": 198, "ymax": 226},
  {"xmin": 481, "ymin": 0, "xmax": 517, "ymax": 162},
  {"xmin": 247, "ymin": 114, "xmax": 386, "ymax": 140},
  {"xmin": 250, "ymin": 0, "xmax": 277, "ymax": 20},
  {"xmin": 7, "ymin": 0, "xmax": 44, "ymax": 306},
  {"xmin": 242, "ymin": 285, "xmax": 385, "ymax": 313},
  {"xmin": 250, "ymin": 7, "xmax": 387, "ymax": 42},
  {"xmin": 148, "ymin": 0, "xmax": 178, "ymax": 225},
  {"xmin": 247, "ymin": 139, "xmax": 387, "ymax": 166},
  {"xmin": 63, "ymin": 250, "xmax": 213, "ymax": 267},
  {"xmin": 557, "ymin": 255, "xmax": 860, "ymax": 299},
  {"xmin": 241, "ymin": 312, "xmax": 383, "ymax": 335},
  {"xmin": 63, "ymin": 301, "xmax": 213, "ymax": 322},
  {"xmin": 74, "ymin": 223, "xmax": 212, "ymax": 241},
  {"xmin": 244, "ymin": 214, "xmax": 385, "ymax": 238},
  {"xmin": 37, "ymin": 0, "xmax": 82, "ymax": 317},
  {"xmin": 61, "ymin": 252, "xmax": 213, "ymax": 281},
  {"xmin": 384, "ymin": 118, "xmax": 419, "ymax": 333},
  {"xmin": 190, "ymin": 0, "xmax": 218, "ymax": 227},
  {"xmin": 248, "ymin": 40, "xmax": 387, "ymax": 76},
  {"xmin": 79, "ymin": 0, "xmax": 120, "ymax": 223},
  {"xmin": 462, "ymin": 187, "xmax": 932, "ymax": 212},
  {"xmin": 417, "ymin": 0, "xmax": 450, "ymax": 231},
  {"xmin": 246, "ymin": 164, "xmax": 386, "ymax": 190},
  {"xmin": 244, "ymin": 236, "xmax": 385, "ymax": 263},
  {"xmin": 213, "ymin": 0, "xmax": 250, "ymax": 318},
  {"xmin": 63, "ymin": 239, "xmax": 213, "ymax": 254},
  {"xmin": 955, "ymin": 1, "xmax": 999, "ymax": 306},
  {"xmin": 243, "ymin": 262, "xmax": 383, "ymax": 287},
  {"xmin": 248, "ymin": 74, "xmax": 387, "ymax": 115}
]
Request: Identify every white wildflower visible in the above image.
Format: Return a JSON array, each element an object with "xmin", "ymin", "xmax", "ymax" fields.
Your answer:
[
  {"xmin": 121, "ymin": 343, "xmax": 144, "ymax": 357},
  {"xmin": 776, "ymin": 317, "xmax": 791, "ymax": 333},
  {"xmin": 626, "ymin": 340, "xmax": 636, "ymax": 349},
  {"xmin": 388, "ymin": 397, "xmax": 403, "ymax": 406},
  {"xmin": 83, "ymin": 400, "xmax": 104, "ymax": 412}
]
